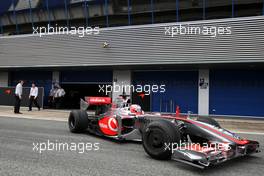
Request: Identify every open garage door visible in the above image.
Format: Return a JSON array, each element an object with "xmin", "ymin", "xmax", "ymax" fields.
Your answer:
[
  {"xmin": 133, "ymin": 71, "xmax": 198, "ymax": 114},
  {"xmin": 209, "ymin": 70, "xmax": 264, "ymax": 117},
  {"xmin": 9, "ymin": 71, "xmax": 52, "ymax": 107},
  {"xmin": 60, "ymin": 70, "xmax": 113, "ymax": 109}
]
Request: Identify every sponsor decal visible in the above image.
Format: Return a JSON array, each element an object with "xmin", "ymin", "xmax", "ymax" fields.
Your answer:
[
  {"xmin": 108, "ymin": 118, "xmax": 118, "ymax": 132},
  {"xmin": 98, "ymin": 117, "xmax": 119, "ymax": 136},
  {"xmin": 85, "ymin": 97, "xmax": 111, "ymax": 105}
]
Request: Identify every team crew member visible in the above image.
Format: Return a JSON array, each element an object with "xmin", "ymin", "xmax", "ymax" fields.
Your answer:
[
  {"xmin": 14, "ymin": 80, "xmax": 24, "ymax": 114},
  {"xmin": 28, "ymin": 83, "xmax": 41, "ymax": 111},
  {"xmin": 48, "ymin": 83, "xmax": 58, "ymax": 108},
  {"xmin": 54, "ymin": 86, "xmax": 66, "ymax": 109}
]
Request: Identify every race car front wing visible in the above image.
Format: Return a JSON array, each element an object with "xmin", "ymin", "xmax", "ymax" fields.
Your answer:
[{"xmin": 171, "ymin": 141, "xmax": 260, "ymax": 169}]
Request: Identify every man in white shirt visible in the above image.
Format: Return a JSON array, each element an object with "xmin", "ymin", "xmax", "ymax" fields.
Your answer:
[
  {"xmin": 54, "ymin": 86, "xmax": 66, "ymax": 109},
  {"xmin": 28, "ymin": 83, "xmax": 41, "ymax": 111},
  {"xmin": 14, "ymin": 80, "xmax": 24, "ymax": 114}
]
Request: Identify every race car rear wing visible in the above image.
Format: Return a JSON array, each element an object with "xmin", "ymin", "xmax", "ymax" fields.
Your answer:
[
  {"xmin": 85, "ymin": 97, "xmax": 112, "ymax": 105},
  {"xmin": 80, "ymin": 97, "xmax": 112, "ymax": 111}
]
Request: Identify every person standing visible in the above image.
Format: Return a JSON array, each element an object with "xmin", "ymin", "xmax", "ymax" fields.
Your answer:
[
  {"xmin": 14, "ymin": 80, "xmax": 24, "ymax": 114},
  {"xmin": 28, "ymin": 83, "xmax": 41, "ymax": 111},
  {"xmin": 48, "ymin": 83, "xmax": 58, "ymax": 108},
  {"xmin": 54, "ymin": 86, "xmax": 65, "ymax": 109}
]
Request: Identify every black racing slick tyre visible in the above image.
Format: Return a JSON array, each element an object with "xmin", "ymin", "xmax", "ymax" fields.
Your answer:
[
  {"xmin": 142, "ymin": 120, "xmax": 181, "ymax": 160},
  {"xmin": 197, "ymin": 116, "xmax": 221, "ymax": 128},
  {"xmin": 68, "ymin": 110, "xmax": 89, "ymax": 133}
]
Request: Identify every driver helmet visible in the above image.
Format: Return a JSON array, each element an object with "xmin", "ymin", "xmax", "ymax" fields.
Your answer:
[{"xmin": 130, "ymin": 104, "xmax": 144, "ymax": 115}]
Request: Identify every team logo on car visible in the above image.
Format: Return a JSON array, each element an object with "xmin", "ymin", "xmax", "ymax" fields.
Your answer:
[
  {"xmin": 98, "ymin": 117, "xmax": 119, "ymax": 136},
  {"xmin": 108, "ymin": 118, "xmax": 118, "ymax": 132}
]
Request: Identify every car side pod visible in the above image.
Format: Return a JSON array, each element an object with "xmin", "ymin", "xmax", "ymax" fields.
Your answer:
[{"xmin": 99, "ymin": 115, "xmax": 142, "ymax": 141}]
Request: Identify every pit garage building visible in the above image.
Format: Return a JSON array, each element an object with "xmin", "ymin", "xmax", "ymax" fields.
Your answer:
[{"xmin": 0, "ymin": 0, "xmax": 264, "ymax": 118}]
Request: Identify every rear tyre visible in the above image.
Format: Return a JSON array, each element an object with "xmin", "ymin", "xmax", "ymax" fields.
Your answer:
[
  {"xmin": 68, "ymin": 110, "xmax": 89, "ymax": 133},
  {"xmin": 197, "ymin": 116, "xmax": 221, "ymax": 128},
  {"xmin": 142, "ymin": 120, "xmax": 181, "ymax": 160}
]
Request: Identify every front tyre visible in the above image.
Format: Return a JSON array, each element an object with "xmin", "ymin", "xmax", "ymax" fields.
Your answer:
[
  {"xmin": 68, "ymin": 110, "xmax": 89, "ymax": 133},
  {"xmin": 142, "ymin": 120, "xmax": 181, "ymax": 160}
]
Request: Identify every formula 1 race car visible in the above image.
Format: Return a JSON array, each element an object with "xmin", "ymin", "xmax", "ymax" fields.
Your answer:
[{"xmin": 68, "ymin": 96, "xmax": 260, "ymax": 169}]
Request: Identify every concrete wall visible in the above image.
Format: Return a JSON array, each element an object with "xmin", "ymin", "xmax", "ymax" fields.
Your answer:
[
  {"xmin": 198, "ymin": 69, "xmax": 209, "ymax": 116},
  {"xmin": 112, "ymin": 70, "xmax": 131, "ymax": 100}
]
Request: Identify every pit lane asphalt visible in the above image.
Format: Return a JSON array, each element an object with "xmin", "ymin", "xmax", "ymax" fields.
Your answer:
[{"xmin": 0, "ymin": 116, "xmax": 263, "ymax": 176}]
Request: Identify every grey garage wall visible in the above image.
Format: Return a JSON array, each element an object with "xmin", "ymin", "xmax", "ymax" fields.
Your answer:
[{"xmin": 0, "ymin": 16, "xmax": 264, "ymax": 68}]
